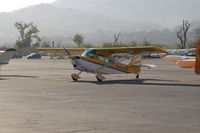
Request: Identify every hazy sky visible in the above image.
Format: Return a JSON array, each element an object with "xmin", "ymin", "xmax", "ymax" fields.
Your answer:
[
  {"xmin": 53, "ymin": 0, "xmax": 200, "ymax": 28},
  {"xmin": 0, "ymin": 0, "xmax": 199, "ymax": 28},
  {"xmin": 0, "ymin": 0, "xmax": 56, "ymax": 12}
]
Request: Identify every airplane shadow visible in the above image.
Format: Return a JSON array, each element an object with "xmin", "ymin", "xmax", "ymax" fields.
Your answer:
[
  {"xmin": 0, "ymin": 75, "xmax": 38, "ymax": 80},
  {"xmin": 75, "ymin": 79, "xmax": 200, "ymax": 87}
]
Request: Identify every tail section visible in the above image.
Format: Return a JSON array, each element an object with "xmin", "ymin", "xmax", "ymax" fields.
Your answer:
[
  {"xmin": 129, "ymin": 54, "xmax": 156, "ymax": 69},
  {"xmin": 195, "ymin": 40, "xmax": 200, "ymax": 74},
  {"xmin": 128, "ymin": 54, "xmax": 142, "ymax": 66},
  {"xmin": 0, "ymin": 48, "xmax": 16, "ymax": 65}
]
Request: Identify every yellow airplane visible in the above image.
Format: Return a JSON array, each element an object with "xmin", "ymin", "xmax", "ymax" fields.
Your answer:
[
  {"xmin": 37, "ymin": 46, "xmax": 167, "ymax": 82},
  {"xmin": 163, "ymin": 40, "xmax": 200, "ymax": 75}
]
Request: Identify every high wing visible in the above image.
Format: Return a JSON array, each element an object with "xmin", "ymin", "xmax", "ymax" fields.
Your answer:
[
  {"xmin": 37, "ymin": 46, "xmax": 167, "ymax": 56},
  {"xmin": 37, "ymin": 48, "xmax": 86, "ymax": 56},
  {"xmin": 93, "ymin": 46, "xmax": 167, "ymax": 56}
]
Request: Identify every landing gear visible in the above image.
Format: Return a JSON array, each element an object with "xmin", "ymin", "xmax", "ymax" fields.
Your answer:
[
  {"xmin": 96, "ymin": 77, "xmax": 102, "ymax": 82},
  {"xmin": 96, "ymin": 74, "xmax": 105, "ymax": 82},
  {"xmin": 136, "ymin": 74, "xmax": 139, "ymax": 79},
  {"xmin": 71, "ymin": 71, "xmax": 82, "ymax": 81}
]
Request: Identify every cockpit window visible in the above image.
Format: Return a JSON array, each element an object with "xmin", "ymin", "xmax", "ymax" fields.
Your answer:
[
  {"xmin": 96, "ymin": 55, "xmax": 113, "ymax": 63},
  {"xmin": 82, "ymin": 48, "xmax": 113, "ymax": 63},
  {"xmin": 82, "ymin": 48, "xmax": 96, "ymax": 57}
]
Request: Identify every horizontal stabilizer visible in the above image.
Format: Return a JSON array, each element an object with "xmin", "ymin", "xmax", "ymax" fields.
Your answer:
[{"xmin": 133, "ymin": 64, "xmax": 156, "ymax": 69}]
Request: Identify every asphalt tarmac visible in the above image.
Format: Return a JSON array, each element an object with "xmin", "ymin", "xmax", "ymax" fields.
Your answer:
[{"xmin": 0, "ymin": 57, "xmax": 200, "ymax": 133}]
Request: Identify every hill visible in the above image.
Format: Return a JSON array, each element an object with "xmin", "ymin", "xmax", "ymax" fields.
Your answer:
[
  {"xmin": 0, "ymin": 3, "xmax": 164, "ymax": 45},
  {"xmin": 0, "ymin": 0, "xmax": 200, "ymax": 46}
]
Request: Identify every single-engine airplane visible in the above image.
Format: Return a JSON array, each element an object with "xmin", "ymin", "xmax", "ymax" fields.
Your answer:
[
  {"xmin": 0, "ymin": 48, "xmax": 16, "ymax": 66},
  {"xmin": 37, "ymin": 46, "xmax": 167, "ymax": 82}
]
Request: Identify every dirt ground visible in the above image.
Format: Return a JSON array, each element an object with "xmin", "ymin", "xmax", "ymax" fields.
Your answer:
[{"xmin": 0, "ymin": 57, "xmax": 200, "ymax": 133}]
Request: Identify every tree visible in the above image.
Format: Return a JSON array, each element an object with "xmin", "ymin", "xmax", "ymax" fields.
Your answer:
[
  {"xmin": 113, "ymin": 32, "xmax": 121, "ymax": 44},
  {"xmin": 177, "ymin": 20, "xmax": 191, "ymax": 49},
  {"xmin": 15, "ymin": 21, "xmax": 41, "ymax": 48},
  {"xmin": 142, "ymin": 39, "xmax": 151, "ymax": 46},
  {"xmin": 41, "ymin": 41, "xmax": 50, "ymax": 48},
  {"xmin": 73, "ymin": 34, "xmax": 84, "ymax": 48},
  {"xmin": 130, "ymin": 41, "xmax": 138, "ymax": 47}
]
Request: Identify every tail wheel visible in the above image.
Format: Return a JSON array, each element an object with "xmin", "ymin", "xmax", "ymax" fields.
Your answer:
[
  {"xmin": 71, "ymin": 76, "xmax": 78, "ymax": 81},
  {"xmin": 136, "ymin": 74, "xmax": 139, "ymax": 79}
]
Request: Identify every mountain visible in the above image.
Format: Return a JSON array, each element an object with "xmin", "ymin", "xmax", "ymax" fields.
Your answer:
[
  {"xmin": 53, "ymin": 0, "xmax": 200, "ymax": 28},
  {"xmin": 0, "ymin": 3, "xmax": 164, "ymax": 45}
]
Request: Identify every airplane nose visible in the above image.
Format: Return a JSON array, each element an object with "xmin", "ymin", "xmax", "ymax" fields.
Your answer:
[
  {"xmin": 73, "ymin": 64, "xmax": 77, "ymax": 68},
  {"xmin": 71, "ymin": 60, "xmax": 78, "ymax": 69}
]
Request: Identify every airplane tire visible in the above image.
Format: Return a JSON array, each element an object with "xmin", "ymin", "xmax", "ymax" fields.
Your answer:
[
  {"xmin": 136, "ymin": 74, "xmax": 139, "ymax": 79},
  {"xmin": 71, "ymin": 76, "xmax": 78, "ymax": 81},
  {"xmin": 96, "ymin": 77, "xmax": 103, "ymax": 82}
]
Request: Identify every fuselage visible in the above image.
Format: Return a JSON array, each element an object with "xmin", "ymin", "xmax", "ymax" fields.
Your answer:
[{"xmin": 71, "ymin": 57, "xmax": 128, "ymax": 74}]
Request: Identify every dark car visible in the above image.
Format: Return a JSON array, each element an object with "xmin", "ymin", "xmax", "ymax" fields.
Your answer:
[
  {"xmin": 27, "ymin": 53, "xmax": 41, "ymax": 59},
  {"xmin": 39, "ymin": 52, "xmax": 49, "ymax": 56}
]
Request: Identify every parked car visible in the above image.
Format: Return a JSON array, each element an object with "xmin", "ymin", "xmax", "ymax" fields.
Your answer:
[
  {"xmin": 150, "ymin": 53, "xmax": 166, "ymax": 58},
  {"xmin": 187, "ymin": 52, "xmax": 196, "ymax": 56},
  {"xmin": 27, "ymin": 53, "xmax": 41, "ymax": 59},
  {"xmin": 39, "ymin": 52, "xmax": 49, "ymax": 56}
]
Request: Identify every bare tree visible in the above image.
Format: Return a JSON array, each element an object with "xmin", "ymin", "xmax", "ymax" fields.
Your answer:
[
  {"xmin": 114, "ymin": 32, "xmax": 121, "ymax": 44},
  {"xmin": 177, "ymin": 20, "xmax": 191, "ymax": 49}
]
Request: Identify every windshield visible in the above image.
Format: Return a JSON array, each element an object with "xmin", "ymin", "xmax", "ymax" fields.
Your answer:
[
  {"xmin": 82, "ymin": 48, "xmax": 113, "ymax": 63},
  {"xmin": 82, "ymin": 48, "xmax": 96, "ymax": 57}
]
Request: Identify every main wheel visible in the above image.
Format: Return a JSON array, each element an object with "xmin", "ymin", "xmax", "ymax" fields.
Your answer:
[
  {"xmin": 96, "ymin": 77, "xmax": 103, "ymax": 82},
  {"xmin": 136, "ymin": 74, "xmax": 139, "ymax": 79}
]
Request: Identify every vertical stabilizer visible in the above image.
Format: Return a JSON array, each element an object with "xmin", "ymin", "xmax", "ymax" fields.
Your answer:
[
  {"xmin": 128, "ymin": 54, "xmax": 156, "ymax": 69},
  {"xmin": 195, "ymin": 40, "xmax": 200, "ymax": 74},
  {"xmin": 128, "ymin": 54, "xmax": 142, "ymax": 66}
]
